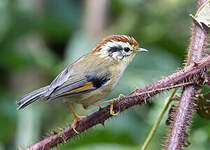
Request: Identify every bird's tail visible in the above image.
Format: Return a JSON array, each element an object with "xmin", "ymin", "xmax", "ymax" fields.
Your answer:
[{"xmin": 16, "ymin": 85, "xmax": 50, "ymax": 110}]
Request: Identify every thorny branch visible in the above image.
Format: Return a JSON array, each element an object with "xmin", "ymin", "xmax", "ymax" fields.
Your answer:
[
  {"xmin": 25, "ymin": 56, "xmax": 210, "ymax": 150},
  {"xmin": 165, "ymin": 0, "xmax": 209, "ymax": 149}
]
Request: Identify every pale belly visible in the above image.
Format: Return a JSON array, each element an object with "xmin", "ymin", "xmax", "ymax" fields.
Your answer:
[
  {"xmin": 69, "ymin": 61, "xmax": 124, "ymax": 109},
  {"xmin": 69, "ymin": 86, "xmax": 112, "ymax": 109}
]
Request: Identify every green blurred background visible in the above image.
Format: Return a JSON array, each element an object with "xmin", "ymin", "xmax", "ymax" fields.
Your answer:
[{"xmin": 0, "ymin": 0, "xmax": 209, "ymax": 150}]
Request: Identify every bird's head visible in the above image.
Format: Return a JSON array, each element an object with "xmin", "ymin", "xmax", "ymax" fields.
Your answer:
[{"xmin": 93, "ymin": 35, "xmax": 148, "ymax": 66}]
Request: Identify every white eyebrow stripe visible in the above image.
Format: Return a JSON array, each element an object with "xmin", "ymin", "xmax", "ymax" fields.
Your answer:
[
  {"xmin": 110, "ymin": 40, "xmax": 130, "ymax": 48},
  {"xmin": 100, "ymin": 41, "xmax": 130, "ymax": 54}
]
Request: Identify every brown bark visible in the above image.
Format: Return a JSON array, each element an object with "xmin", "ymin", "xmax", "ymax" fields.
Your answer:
[{"xmin": 25, "ymin": 56, "xmax": 210, "ymax": 150}]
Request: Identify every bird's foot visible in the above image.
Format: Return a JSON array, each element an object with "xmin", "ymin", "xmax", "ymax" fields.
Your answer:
[
  {"xmin": 71, "ymin": 114, "xmax": 86, "ymax": 134},
  {"xmin": 67, "ymin": 101, "xmax": 86, "ymax": 134},
  {"xmin": 95, "ymin": 94, "xmax": 124, "ymax": 116}
]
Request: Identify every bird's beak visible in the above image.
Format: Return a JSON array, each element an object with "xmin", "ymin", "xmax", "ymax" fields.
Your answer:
[{"xmin": 134, "ymin": 47, "xmax": 148, "ymax": 53}]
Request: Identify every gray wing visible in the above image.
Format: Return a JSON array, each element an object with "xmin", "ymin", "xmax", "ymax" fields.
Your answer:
[
  {"xmin": 44, "ymin": 65, "xmax": 74, "ymax": 97},
  {"xmin": 17, "ymin": 54, "xmax": 112, "ymax": 109},
  {"xmin": 45, "ymin": 65, "xmax": 111, "ymax": 101}
]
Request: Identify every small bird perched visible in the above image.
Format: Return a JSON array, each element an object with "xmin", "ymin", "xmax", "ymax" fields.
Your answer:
[{"xmin": 17, "ymin": 35, "xmax": 147, "ymax": 133}]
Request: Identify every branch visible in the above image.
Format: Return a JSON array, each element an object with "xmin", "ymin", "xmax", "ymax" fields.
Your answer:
[
  {"xmin": 165, "ymin": 0, "xmax": 209, "ymax": 149},
  {"xmin": 25, "ymin": 56, "xmax": 210, "ymax": 150}
]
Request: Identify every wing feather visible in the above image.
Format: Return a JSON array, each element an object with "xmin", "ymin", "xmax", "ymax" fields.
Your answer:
[
  {"xmin": 63, "ymin": 82, "xmax": 94, "ymax": 95},
  {"xmin": 47, "ymin": 74, "xmax": 110, "ymax": 101},
  {"xmin": 44, "ymin": 54, "xmax": 112, "ymax": 101}
]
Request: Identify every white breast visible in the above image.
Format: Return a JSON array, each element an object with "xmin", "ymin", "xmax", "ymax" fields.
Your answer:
[{"xmin": 111, "ymin": 62, "xmax": 127, "ymax": 88}]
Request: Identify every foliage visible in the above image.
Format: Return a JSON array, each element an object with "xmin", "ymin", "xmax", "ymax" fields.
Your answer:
[{"xmin": 0, "ymin": 0, "xmax": 209, "ymax": 150}]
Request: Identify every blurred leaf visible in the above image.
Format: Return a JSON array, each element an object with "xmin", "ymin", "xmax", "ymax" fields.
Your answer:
[
  {"xmin": 0, "ymin": 92, "xmax": 16, "ymax": 143},
  {"xmin": 197, "ymin": 93, "xmax": 210, "ymax": 120},
  {"xmin": 47, "ymin": 0, "xmax": 81, "ymax": 28},
  {"xmin": 0, "ymin": 50, "xmax": 34, "ymax": 69},
  {"xmin": 39, "ymin": 16, "xmax": 71, "ymax": 42},
  {"xmin": 0, "ymin": 0, "xmax": 209, "ymax": 149},
  {"xmin": 59, "ymin": 129, "xmax": 136, "ymax": 150},
  {"xmin": 61, "ymin": 144, "xmax": 139, "ymax": 150}
]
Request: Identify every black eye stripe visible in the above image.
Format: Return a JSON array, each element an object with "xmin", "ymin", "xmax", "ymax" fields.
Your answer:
[{"xmin": 108, "ymin": 46, "xmax": 122, "ymax": 53}]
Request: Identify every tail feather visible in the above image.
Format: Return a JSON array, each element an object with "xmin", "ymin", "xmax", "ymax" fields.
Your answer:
[{"xmin": 17, "ymin": 85, "xmax": 50, "ymax": 110}]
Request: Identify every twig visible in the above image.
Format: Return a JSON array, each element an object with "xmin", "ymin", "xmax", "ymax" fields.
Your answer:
[
  {"xmin": 25, "ymin": 56, "xmax": 210, "ymax": 150},
  {"xmin": 141, "ymin": 89, "xmax": 177, "ymax": 150},
  {"xmin": 165, "ymin": 0, "xmax": 209, "ymax": 149}
]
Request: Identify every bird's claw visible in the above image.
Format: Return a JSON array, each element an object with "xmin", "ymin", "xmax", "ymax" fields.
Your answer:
[{"xmin": 71, "ymin": 115, "xmax": 86, "ymax": 134}]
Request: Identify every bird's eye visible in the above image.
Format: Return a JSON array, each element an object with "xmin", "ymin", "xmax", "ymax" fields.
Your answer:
[{"xmin": 124, "ymin": 47, "xmax": 130, "ymax": 52}]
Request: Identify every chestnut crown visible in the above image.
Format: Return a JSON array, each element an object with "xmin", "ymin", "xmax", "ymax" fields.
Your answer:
[{"xmin": 93, "ymin": 35, "xmax": 147, "ymax": 62}]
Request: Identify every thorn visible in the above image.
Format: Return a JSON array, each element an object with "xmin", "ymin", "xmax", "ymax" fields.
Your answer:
[
  {"xmin": 173, "ymin": 95, "xmax": 180, "ymax": 101},
  {"xmin": 165, "ymin": 118, "xmax": 171, "ymax": 127},
  {"xmin": 100, "ymin": 120, "xmax": 105, "ymax": 127},
  {"xmin": 117, "ymin": 94, "xmax": 125, "ymax": 101},
  {"xmin": 134, "ymin": 86, "xmax": 139, "ymax": 90},
  {"xmin": 59, "ymin": 128, "xmax": 67, "ymax": 143},
  {"xmin": 53, "ymin": 131, "xmax": 58, "ymax": 135},
  {"xmin": 98, "ymin": 105, "xmax": 103, "ymax": 111},
  {"xmin": 193, "ymin": 61, "xmax": 199, "ymax": 67},
  {"xmin": 51, "ymin": 130, "xmax": 58, "ymax": 135},
  {"xmin": 195, "ymin": 94, "xmax": 200, "ymax": 98},
  {"xmin": 133, "ymin": 90, "xmax": 139, "ymax": 97},
  {"xmin": 134, "ymin": 89, "xmax": 139, "ymax": 93},
  {"xmin": 201, "ymin": 72, "xmax": 209, "ymax": 84},
  {"xmin": 165, "ymin": 104, "xmax": 176, "ymax": 127}
]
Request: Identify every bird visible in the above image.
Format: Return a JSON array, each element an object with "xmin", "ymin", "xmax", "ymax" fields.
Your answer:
[{"xmin": 16, "ymin": 35, "xmax": 148, "ymax": 133}]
